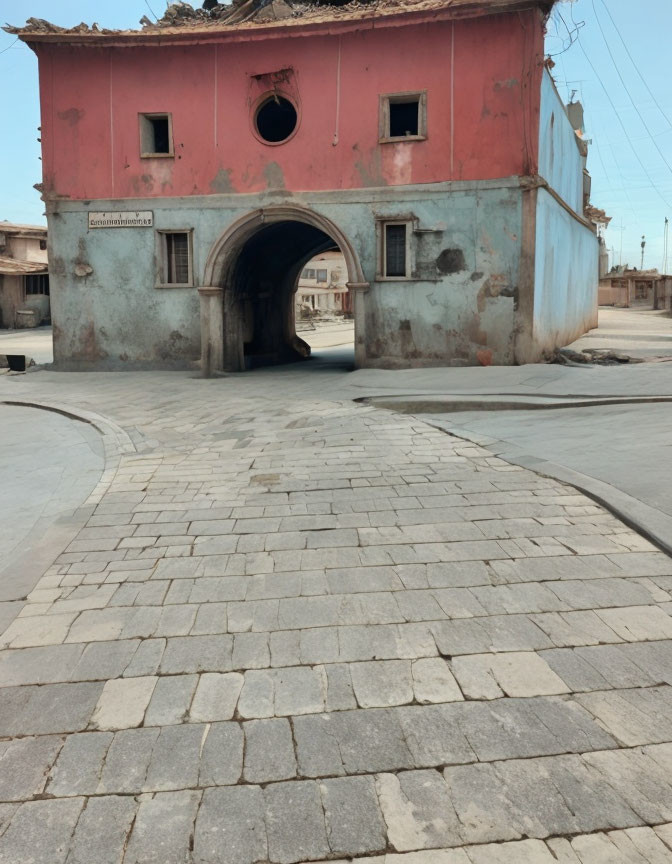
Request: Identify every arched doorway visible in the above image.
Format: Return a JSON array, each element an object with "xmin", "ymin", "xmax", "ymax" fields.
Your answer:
[{"xmin": 201, "ymin": 206, "xmax": 368, "ymax": 373}]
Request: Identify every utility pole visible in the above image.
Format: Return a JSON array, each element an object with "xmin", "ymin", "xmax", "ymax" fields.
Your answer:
[
  {"xmin": 640, "ymin": 235, "xmax": 646, "ymax": 270},
  {"xmin": 663, "ymin": 217, "xmax": 669, "ymax": 274},
  {"xmin": 619, "ymin": 219, "xmax": 625, "ymax": 267}
]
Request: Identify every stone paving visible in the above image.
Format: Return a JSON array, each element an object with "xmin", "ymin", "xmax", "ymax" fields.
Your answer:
[{"xmin": 1, "ymin": 364, "xmax": 672, "ymax": 863}]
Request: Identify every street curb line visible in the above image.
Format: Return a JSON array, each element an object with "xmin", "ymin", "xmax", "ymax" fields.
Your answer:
[
  {"xmin": 358, "ymin": 395, "xmax": 672, "ymax": 413},
  {"xmin": 0, "ymin": 398, "xmax": 137, "ymax": 508},
  {"xmin": 423, "ymin": 417, "xmax": 672, "ymax": 559}
]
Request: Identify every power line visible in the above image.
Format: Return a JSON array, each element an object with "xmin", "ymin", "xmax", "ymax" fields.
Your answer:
[
  {"xmin": 591, "ymin": 0, "xmax": 672, "ymax": 180},
  {"xmin": 575, "ymin": 31, "xmax": 672, "ymax": 209},
  {"xmin": 144, "ymin": 0, "xmax": 158, "ymax": 20},
  {"xmin": 598, "ymin": 0, "xmax": 672, "ymax": 132},
  {"xmin": 0, "ymin": 37, "xmax": 19, "ymax": 55}
]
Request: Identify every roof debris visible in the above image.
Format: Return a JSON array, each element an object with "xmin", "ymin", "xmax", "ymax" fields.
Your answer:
[{"xmin": 4, "ymin": 0, "xmax": 555, "ymax": 38}]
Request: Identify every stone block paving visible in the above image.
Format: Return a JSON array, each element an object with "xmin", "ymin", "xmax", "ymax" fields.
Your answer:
[{"xmin": 1, "ymin": 368, "xmax": 672, "ymax": 861}]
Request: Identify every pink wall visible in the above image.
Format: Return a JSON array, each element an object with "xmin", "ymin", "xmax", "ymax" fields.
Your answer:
[{"xmin": 36, "ymin": 11, "xmax": 544, "ymax": 200}]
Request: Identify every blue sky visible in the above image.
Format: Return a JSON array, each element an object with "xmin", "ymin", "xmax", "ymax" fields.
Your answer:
[{"xmin": 1, "ymin": 0, "xmax": 670, "ymax": 270}]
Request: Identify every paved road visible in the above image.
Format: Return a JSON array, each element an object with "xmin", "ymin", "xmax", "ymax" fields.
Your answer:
[
  {"xmin": 0, "ymin": 326, "xmax": 54, "ymax": 365},
  {"xmin": 425, "ymin": 402, "xmax": 672, "ymax": 516},
  {"xmin": 0, "ymin": 365, "xmax": 671, "ymax": 862},
  {"xmin": 0, "ymin": 405, "xmax": 104, "ymax": 630}
]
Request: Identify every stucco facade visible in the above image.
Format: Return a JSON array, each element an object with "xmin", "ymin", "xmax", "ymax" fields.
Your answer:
[
  {"xmin": 14, "ymin": 0, "xmax": 599, "ymax": 371},
  {"xmin": 0, "ymin": 223, "xmax": 50, "ymax": 329}
]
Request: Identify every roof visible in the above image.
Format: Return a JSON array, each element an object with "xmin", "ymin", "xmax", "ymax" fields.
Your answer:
[
  {"xmin": 0, "ymin": 256, "xmax": 48, "ymax": 276},
  {"xmin": 0, "ymin": 222, "xmax": 47, "ymax": 236},
  {"xmin": 6, "ymin": 0, "xmax": 555, "ymax": 45}
]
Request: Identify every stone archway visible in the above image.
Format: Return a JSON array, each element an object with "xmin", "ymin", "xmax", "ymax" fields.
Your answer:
[{"xmin": 199, "ymin": 206, "xmax": 369, "ymax": 374}]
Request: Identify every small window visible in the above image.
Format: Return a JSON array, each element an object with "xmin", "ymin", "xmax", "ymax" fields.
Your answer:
[
  {"xmin": 140, "ymin": 113, "xmax": 173, "ymax": 157},
  {"xmin": 39, "ymin": 239, "xmax": 47, "ymax": 250},
  {"xmin": 305, "ymin": 269, "xmax": 316, "ymax": 279},
  {"xmin": 25, "ymin": 274, "xmax": 49, "ymax": 296},
  {"xmin": 158, "ymin": 230, "xmax": 192, "ymax": 286},
  {"xmin": 316, "ymin": 269, "xmax": 328, "ymax": 283},
  {"xmin": 379, "ymin": 91, "xmax": 427, "ymax": 143},
  {"xmin": 254, "ymin": 95, "xmax": 298, "ymax": 144},
  {"xmin": 384, "ymin": 224, "xmax": 408, "ymax": 277}
]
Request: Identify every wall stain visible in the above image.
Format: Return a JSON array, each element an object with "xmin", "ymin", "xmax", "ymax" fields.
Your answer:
[
  {"xmin": 263, "ymin": 162, "xmax": 286, "ymax": 189},
  {"xmin": 210, "ymin": 168, "xmax": 234, "ymax": 193},
  {"xmin": 57, "ymin": 108, "xmax": 84, "ymax": 126},
  {"xmin": 437, "ymin": 248, "xmax": 467, "ymax": 274},
  {"xmin": 477, "ymin": 274, "xmax": 516, "ymax": 313}
]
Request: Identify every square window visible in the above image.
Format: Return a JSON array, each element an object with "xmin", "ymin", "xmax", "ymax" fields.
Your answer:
[
  {"xmin": 139, "ymin": 113, "xmax": 174, "ymax": 157},
  {"xmin": 316, "ymin": 269, "xmax": 328, "ymax": 283},
  {"xmin": 380, "ymin": 92, "xmax": 427, "ymax": 143},
  {"xmin": 25, "ymin": 274, "xmax": 49, "ymax": 296},
  {"xmin": 158, "ymin": 230, "xmax": 193, "ymax": 286}
]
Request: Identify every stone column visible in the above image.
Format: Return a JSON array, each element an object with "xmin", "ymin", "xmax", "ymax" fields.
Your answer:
[
  {"xmin": 346, "ymin": 281, "xmax": 370, "ymax": 368},
  {"xmin": 198, "ymin": 286, "xmax": 224, "ymax": 377}
]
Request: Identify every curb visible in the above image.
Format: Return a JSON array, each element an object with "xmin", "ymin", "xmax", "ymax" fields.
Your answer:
[
  {"xmin": 358, "ymin": 394, "xmax": 672, "ymax": 413},
  {"xmin": 423, "ymin": 416, "xmax": 672, "ymax": 559},
  {"xmin": 0, "ymin": 398, "xmax": 137, "ymax": 508}
]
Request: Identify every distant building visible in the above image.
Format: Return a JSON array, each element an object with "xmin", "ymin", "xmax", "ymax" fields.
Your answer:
[
  {"xmin": 599, "ymin": 268, "xmax": 672, "ymax": 310},
  {"xmin": 0, "ymin": 223, "xmax": 49, "ymax": 329},
  {"xmin": 10, "ymin": 0, "xmax": 600, "ymax": 372},
  {"xmin": 295, "ymin": 252, "xmax": 351, "ymax": 317}
]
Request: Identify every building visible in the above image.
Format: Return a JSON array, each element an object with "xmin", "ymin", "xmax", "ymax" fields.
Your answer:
[
  {"xmin": 296, "ymin": 251, "xmax": 351, "ymax": 317},
  {"xmin": 9, "ymin": 0, "xmax": 599, "ymax": 372},
  {"xmin": 599, "ymin": 268, "xmax": 672, "ymax": 310},
  {"xmin": 0, "ymin": 223, "xmax": 49, "ymax": 329}
]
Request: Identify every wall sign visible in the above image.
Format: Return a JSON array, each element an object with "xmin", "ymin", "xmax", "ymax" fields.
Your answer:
[{"xmin": 88, "ymin": 211, "xmax": 153, "ymax": 229}]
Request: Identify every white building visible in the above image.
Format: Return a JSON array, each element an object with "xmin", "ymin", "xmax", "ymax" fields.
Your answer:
[
  {"xmin": 295, "ymin": 251, "xmax": 351, "ymax": 317},
  {"xmin": 0, "ymin": 223, "xmax": 49, "ymax": 329}
]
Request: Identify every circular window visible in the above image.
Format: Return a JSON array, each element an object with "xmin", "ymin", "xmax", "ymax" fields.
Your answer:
[{"xmin": 255, "ymin": 95, "xmax": 298, "ymax": 144}]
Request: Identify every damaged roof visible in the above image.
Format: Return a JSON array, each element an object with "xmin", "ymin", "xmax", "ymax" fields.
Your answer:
[
  {"xmin": 5, "ymin": 0, "xmax": 556, "ymax": 44},
  {"xmin": 0, "ymin": 222, "xmax": 47, "ymax": 235},
  {"xmin": 0, "ymin": 256, "xmax": 48, "ymax": 276}
]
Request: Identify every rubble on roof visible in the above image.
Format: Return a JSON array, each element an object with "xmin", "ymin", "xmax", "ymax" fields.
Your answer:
[
  {"xmin": 4, "ymin": 0, "xmax": 556, "ymax": 36},
  {"xmin": 3, "ymin": 16, "xmax": 112, "ymax": 35}
]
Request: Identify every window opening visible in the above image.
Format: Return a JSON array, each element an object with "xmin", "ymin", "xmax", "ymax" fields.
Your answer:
[
  {"xmin": 140, "ymin": 113, "xmax": 173, "ymax": 157},
  {"xmin": 316, "ymin": 269, "xmax": 328, "ymax": 283},
  {"xmin": 389, "ymin": 100, "xmax": 419, "ymax": 137},
  {"xmin": 255, "ymin": 96, "xmax": 297, "ymax": 143},
  {"xmin": 164, "ymin": 232, "xmax": 190, "ymax": 284},
  {"xmin": 385, "ymin": 224, "xmax": 407, "ymax": 277},
  {"xmin": 39, "ymin": 239, "xmax": 47, "ymax": 250},
  {"xmin": 25, "ymin": 274, "xmax": 49, "ymax": 296}
]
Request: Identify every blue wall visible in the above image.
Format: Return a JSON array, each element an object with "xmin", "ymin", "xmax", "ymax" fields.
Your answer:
[
  {"xmin": 538, "ymin": 70, "xmax": 583, "ymax": 213},
  {"xmin": 531, "ymin": 70, "xmax": 597, "ymax": 355},
  {"xmin": 533, "ymin": 187, "xmax": 598, "ymax": 352}
]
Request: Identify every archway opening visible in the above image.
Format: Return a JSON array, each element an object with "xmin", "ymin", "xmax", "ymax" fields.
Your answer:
[{"xmin": 230, "ymin": 219, "xmax": 351, "ymax": 369}]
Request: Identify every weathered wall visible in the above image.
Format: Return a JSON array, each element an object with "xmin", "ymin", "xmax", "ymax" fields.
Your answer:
[
  {"xmin": 9, "ymin": 237, "xmax": 48, "ymax": 264},
  {"xmin": 531, "ymin": 186, "xmax": 598, "ymax": 356},
  {"xmin": 47, "ymin": 180, "xmax": 524, "ymax": 370},
  {"xmin": 0, "ymin": 276, "xmax": 22, "ymax": 328},
  {"xmin": 48, "ymin": 208, "xmax": 201, "ymax": 369},
  {"xmin": 527, "ymin": 72, "xmax": 597, "ymax": 357},
  {"xmin": 538, "ymin": 69, "xmax": 584, "ymax": 211},
  {"xmin": 35, "ymin": 10, "xmax": 543, "ymax": 200}
]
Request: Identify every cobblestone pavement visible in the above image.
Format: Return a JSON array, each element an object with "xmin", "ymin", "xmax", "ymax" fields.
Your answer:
[{"xmin": 1, "ymin": 365, "xmax": 672, "ymax": 863}]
